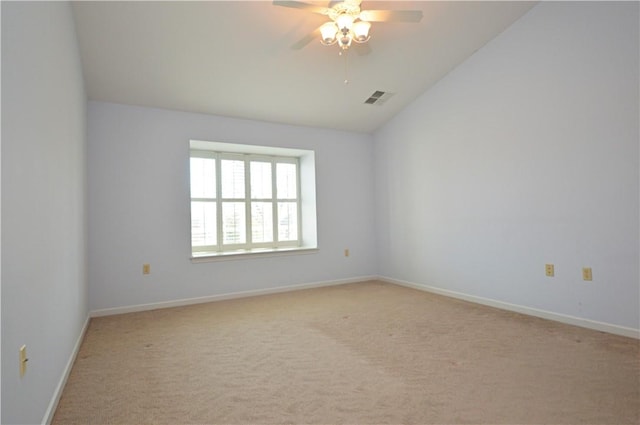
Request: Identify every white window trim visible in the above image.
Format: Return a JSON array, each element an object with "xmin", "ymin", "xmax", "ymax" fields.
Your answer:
[
  {"xmin": 189, "ymin": 140, "xmax": 317, "ymax": 260},
  {"xmin": 190, "ymin": 246, "xmax": 319, "ymax": 263}
]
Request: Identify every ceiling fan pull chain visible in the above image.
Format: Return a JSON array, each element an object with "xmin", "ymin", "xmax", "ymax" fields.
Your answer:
[{"xmin": 342, "ymin": 50, "xmax": 349, "ymax": 85}]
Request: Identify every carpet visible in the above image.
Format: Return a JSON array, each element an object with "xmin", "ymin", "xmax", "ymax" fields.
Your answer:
[{"xmin": 52, "ymin": 281, "xmax": 639, "ymax": 424}]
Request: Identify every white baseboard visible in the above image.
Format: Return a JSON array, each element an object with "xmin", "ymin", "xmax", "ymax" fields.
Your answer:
[
  {"xmin": 42, "ymin": 315, "xmax": 91, "ymax": 425},
  {"xmin": 380, "ymin": 276, "xmax": 640, "ymax": 339},
  {"xmin": 91, "ymin": 275, "xmax": 639, "ymax": 339},
  {"xmin": 90, "ymin": 276, "xmax": 376, "ymax": 317}
]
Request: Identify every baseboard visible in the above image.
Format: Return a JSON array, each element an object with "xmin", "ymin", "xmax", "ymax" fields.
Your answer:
[
  {"xmin": 380, "ymin": 276, "xmax": 640, "ymax": 339},
  {"xmin": 42, "ymin": 314, "xmax": 91, "ymax": 425},
  {"xmin": 90, "ymin": 276, "xmax": 376, "ymax": 317}
]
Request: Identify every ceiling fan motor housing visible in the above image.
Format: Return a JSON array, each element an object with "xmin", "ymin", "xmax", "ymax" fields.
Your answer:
[{"xmin": 327, "ymin": 2, "xmax": 361, "ymax": 22}]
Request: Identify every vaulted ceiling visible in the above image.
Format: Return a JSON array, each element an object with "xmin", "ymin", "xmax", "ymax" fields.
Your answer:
[{"xmin": 72, "ymin": 1, "xmax": 537, "ymax": 133}]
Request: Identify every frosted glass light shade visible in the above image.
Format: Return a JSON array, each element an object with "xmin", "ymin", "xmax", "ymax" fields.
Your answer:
[
  {"xmin": 337, "ymin": 34, "xmax": 352, "ymax": 49},
  {"xmin": 335, "ymin": 13, "xmax": 355, "ymax": 31},
  {"xmin": 352, "ymin": 20, "xmax": 371, "ymax": 42},
  {"xmin": 320, "ymin": 22, "xmax": 338, "ymax": 45}
]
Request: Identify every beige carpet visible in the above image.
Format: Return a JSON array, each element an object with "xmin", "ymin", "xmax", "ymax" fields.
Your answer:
[{"xmin": 53, "ymin": 281, "xmax": 639, "ymax": 424}]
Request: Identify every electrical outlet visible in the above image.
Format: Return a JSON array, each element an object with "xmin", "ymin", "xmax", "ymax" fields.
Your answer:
[
  {"xmin": 19, "ymin": 345, "xmax": 28, "ymax": 377},
  {"xmin": 582, "ymin": 267, "xmax": 592, "ymax": 281},
  {"xmin": 545, "ymin": 264, "xmax": 554, "ymax": 277},
  {"xmin": 143, "ymin": 264, "xmax": 151, "ymax": 275},
  {"xmin": 344, "ymin": 249, "xmax": 350, "ymax": 257}
]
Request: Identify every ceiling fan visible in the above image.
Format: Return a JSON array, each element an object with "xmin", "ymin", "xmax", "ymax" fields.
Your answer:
[{"xmin": 273, "ymin": 0, "xmax": 423, "ymax": 53}]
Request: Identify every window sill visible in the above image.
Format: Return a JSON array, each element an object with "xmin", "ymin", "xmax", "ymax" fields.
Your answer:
[{"xmin": 190, "ymin": 246, "xmax": 319, "ymax": 263}]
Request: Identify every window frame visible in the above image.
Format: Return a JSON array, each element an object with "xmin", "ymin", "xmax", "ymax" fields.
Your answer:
[{"xmin": 190, "ymin": 149, "xmax": 302, "ymax": 257}]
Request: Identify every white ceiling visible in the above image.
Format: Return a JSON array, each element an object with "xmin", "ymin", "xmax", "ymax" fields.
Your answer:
[{"xmin": 71, "ymin": 1, "xmax": 537, "ymax": 134}]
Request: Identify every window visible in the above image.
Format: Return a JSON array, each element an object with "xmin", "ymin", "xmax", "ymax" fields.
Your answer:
[{"xmin": 190, "ymin": 140, "xmax": 316, "ymax": 258}]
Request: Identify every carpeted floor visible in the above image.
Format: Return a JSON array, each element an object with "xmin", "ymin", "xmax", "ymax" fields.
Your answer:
[{"xmin": 52, "ymin": 281, "xmax": 639, "ymax": 424}]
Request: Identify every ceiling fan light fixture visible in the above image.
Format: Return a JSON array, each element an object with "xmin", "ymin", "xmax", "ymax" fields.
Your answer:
[
  {"xmin": 352, "ymin": 20, "xmax": 371, "ymax": 43},
  {"xmin": 320, "ymin": 22, "xmax": 338, "ymax": 45},
  {"xmin": 275, "ymin": 0, "xmax": 425, "ymax": 55}
]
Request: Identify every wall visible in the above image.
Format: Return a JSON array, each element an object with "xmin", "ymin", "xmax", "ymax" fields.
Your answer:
[
  {"xmin": 88, "ymin": 101, "xmax": 376, "ymax": 311},
  {"xmin": 1, "ymin": 2, "xmax": 88, "ymax": 424},
  {"xmin": 374, "ymin": 1, "xmax": 639, "ymax": 332}
]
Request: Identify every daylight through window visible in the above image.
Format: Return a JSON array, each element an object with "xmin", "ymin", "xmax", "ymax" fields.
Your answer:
[{"xmin": 190, "ymin": 148, "xmax": 302, "ymax": 256}]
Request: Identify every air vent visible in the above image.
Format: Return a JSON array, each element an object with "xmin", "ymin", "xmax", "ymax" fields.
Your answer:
[{"xmin": 364, "ymin": 90, "xmax": 395, "ymax": 106}]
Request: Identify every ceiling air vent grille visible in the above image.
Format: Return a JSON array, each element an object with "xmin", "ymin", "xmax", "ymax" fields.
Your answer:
[{"xmin": 364, "ymin": 90, "xmax": 394, "ymax": 106}]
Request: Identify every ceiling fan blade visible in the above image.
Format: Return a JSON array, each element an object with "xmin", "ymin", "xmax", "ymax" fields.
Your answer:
[
  {"xmin": 273, "ymin": 1, "xmax": 330, "ymax": 16},
  {"xmin": 359, "ymin": 9, "xmax": 423, "ymax": 23},
  {"xmin": 291, "ymin": 26, "xmax": 322, "ymax": 50}
]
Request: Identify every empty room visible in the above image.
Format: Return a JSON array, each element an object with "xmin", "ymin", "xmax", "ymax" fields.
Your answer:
[{"xmin": 1, "ymin": 1, "xmax": 638, "ymax": 424}]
